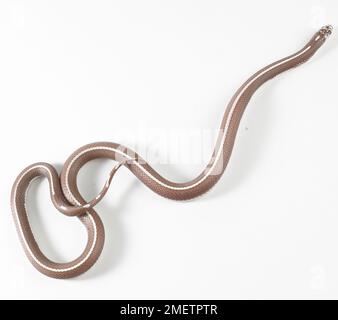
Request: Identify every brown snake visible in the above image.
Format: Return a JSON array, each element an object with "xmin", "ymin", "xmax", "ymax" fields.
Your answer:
[{"xmin": 11, "ymin": 25, "xmax": 332, "ymax": 278}]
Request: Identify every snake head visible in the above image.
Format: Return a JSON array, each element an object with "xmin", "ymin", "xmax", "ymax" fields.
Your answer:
[{"xmin": 319, "ymin": 25, "xmax": 333, "ymax": 39}]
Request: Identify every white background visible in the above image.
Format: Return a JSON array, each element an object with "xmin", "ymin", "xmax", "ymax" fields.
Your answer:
[{"xmin": 0, "ymin": 0, "xmax": 337, "ymax": 299}]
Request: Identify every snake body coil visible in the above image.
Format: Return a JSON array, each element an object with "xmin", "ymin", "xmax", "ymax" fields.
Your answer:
[{"xmin": 11, "ymin": 26, "xmax": 332, "ymax": 278}]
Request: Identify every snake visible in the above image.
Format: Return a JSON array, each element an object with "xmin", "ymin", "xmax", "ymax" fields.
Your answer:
[{"xmin": 11, "ymin": 25, "xmax": 332, "ymax": 278}]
